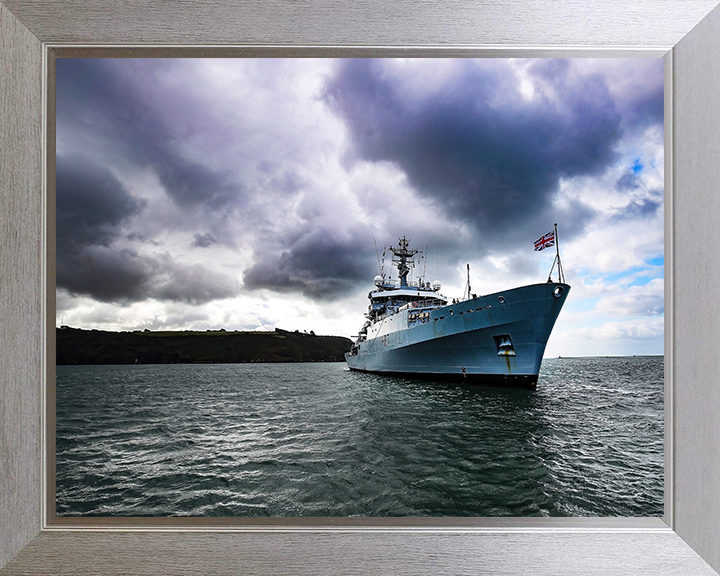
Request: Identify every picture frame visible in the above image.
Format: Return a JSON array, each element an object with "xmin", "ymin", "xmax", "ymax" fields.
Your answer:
[{"xmin": 2, "ymin": 1, "xmax": 720, "ymax": 574}]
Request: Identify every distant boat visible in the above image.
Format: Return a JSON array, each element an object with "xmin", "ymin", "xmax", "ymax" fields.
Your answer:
[{"xmin": 346, "ymin": 236, "xmax": 570, "ymax": 387}]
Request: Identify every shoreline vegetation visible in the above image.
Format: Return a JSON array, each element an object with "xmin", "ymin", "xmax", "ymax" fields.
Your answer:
[{"xmin": 56, "ymin": 327, "xmax": 352, "ymax": 365}]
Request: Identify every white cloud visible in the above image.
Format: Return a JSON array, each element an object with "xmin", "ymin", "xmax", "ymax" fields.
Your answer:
[{"xmin": 559, "ymin": 317, "xmax": 664, "ymax": 342}]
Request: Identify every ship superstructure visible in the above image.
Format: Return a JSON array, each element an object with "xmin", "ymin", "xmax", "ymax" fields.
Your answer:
[{"xmin": 346, "ymin": 236, "xmax": 570, "ymax": 386}]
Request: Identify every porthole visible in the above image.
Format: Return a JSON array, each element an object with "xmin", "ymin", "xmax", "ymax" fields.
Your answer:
[
  {"xmin": 449, "ymin": 309, "xmax": 454, "ymax": 316},
  {"xmin": 498, "ymin": 296, "xmax": 505, "ymax": 303},
  {"xmin": 553, "ymin": 286, "xmax": 564, "ymax": 298}
]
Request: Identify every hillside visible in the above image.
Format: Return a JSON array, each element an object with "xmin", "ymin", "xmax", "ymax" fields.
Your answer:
[{"xmin": 56, "ymin": 327, "xmax": 353, "ymax": 365}]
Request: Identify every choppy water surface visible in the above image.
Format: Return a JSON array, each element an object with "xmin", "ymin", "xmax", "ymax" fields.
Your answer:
[{"xmin": 56, "ymin": 357, "xmax": 663, "ymax": 517}]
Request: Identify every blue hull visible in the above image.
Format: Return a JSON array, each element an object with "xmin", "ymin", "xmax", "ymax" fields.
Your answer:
[{"xmin": 346, "ymin": 282, "xmax": 569, "ymax": 386}]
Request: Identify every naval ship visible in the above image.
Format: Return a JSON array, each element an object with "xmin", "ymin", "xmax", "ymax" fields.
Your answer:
[{"xmin": 345, "ymin": 235, "xmax": 570, "ymax": 386}]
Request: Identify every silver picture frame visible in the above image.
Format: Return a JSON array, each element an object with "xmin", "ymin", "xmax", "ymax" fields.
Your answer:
[{"xmin": 2, "ymin": 1, "xmax": 720, "ymax": 574}]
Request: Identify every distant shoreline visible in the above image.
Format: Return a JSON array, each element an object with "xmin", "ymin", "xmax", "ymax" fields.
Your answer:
[{"xmin": 56, "ymin": 327, "xmax": 353, "ymax": 365}]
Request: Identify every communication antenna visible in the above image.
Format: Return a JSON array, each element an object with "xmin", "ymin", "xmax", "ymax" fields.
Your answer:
[
  {"xmin": 423, "ymin": 245, "xmax": 428, "ymax": 281},
  {"xmin": 465, "ymin": 264, "xmax": 471, "ymax": 300},
  {"xmin": 373, "ymin": 238, "xmax": 382, "ymax": 275}
]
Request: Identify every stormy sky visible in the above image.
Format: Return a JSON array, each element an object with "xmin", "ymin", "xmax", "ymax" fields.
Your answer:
[{"xmin": 56, "ymin": 58, "xmax": 664, "ymax": 357}]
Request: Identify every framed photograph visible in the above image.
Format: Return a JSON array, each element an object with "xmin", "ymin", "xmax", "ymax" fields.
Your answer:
[
  {"xmin": 51, "ymin": 53, "xmax": 665, "ymax": 522},
  {"xmin": 2, "ymin": 1, "xmax": 720, "ymax": 575}
]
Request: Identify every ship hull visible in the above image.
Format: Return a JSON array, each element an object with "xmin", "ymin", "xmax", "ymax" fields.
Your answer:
[{"xmin": 345, "ymin": 282, "xmax": 569, "ymax": 386}]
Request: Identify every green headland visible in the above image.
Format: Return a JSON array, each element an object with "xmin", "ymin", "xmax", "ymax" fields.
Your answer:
[{"xmin": 56, "ymin": 327, "xmax": 352, "ymax": 365}]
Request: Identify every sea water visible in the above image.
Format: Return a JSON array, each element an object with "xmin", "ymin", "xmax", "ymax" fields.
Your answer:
[{"xmin": 56, "ymin": 356, "xmax": 663, "ymax": 517}]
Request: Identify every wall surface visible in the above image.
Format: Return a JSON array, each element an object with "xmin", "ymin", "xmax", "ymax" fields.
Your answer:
[
  {"xmin": 672, "ymin": 4, "xmax": 720, "ymax": 571},
  {"xmin": 1, "ymin": 1, "xmax": 720, "ymax": 574},
  {"xmin": 0, "ymin": 2, "xmax": 43, "ymax": 569}
]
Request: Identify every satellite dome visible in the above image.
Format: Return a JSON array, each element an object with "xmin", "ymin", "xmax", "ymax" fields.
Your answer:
[
  {"xmin": 432, "ymin": 280, "xmax": 441, "ymax": 291},
  {"xmin": 374, "ymin": 275, "xmax": 384, "ymax": 286}
]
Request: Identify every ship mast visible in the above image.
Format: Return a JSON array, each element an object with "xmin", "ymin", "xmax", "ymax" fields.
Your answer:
[{"xmin": 390, "ymin": 236, "xmax": 419, "ymax": 287}]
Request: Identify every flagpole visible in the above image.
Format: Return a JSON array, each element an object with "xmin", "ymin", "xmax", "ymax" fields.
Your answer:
[
  {"xmin": 536, "ymin": 226, "xmax": 563, "ymax": 283},
  {"xmin": 554, "ymin": 222, "xmax": 564, "ymax": 284}
]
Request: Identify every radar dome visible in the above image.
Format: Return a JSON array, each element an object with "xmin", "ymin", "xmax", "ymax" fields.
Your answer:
[
  {"xmin": 374, "ymin": 275, "xmax": 384, "ymax": 286},
  {"xmin": 432, "ymin": 280, "xmax": 441, "ymax": 291}
]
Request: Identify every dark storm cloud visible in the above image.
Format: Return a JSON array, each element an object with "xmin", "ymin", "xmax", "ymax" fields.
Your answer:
[
  {"xmin": 56, "ymin": 58, "xmax": 240, "ymax": 209},
  {"xmin": 56, "ymin": 155, "xmax": 148, "ymax": 300},
  {"xmin": 56, "ymin": 155, "xmax": 145, "ymax": 250},
  {"xmin": 323, "ymin": 59, "xmax": 626, "ymax": 246},
  {"xmin": 56, "ymin": 154, "xmax": 238, "ymax": 304},
  {"xmin": 58, "ymin": 247, "xmax": 153, "ymax": 302},
  {"xmin": 192, "ymin": 233, "xmax": 218, "ymax": 248},
  {"xmin": 623, "ymin": 197, "xmax": 662, "ymax": 219},
  {"xmin": 58, "ymin": 244, "xmax": 238, "ymax": 305},
  {"xmin": 243, "ymin": 226, "xmax": 377, "ymax": 299},
  {"xmin": 627, "ymin": 84, "xmax": 664, "ymax": 126},
  {"xmin": 56, "ymin": 58, "xmax": 663, "ymax": 314},
  {"xmin": 614, "ymin": 169, "xmax": 663, "ymax": 220},
  {"xmin": 612, "ymin": 65, "xmax": 664, "ymax": 130}
]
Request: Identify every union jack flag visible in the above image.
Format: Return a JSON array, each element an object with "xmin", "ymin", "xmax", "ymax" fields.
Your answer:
[{"xmin": 534, "ymin": 230, "xmax": 555, "ymax": 251}]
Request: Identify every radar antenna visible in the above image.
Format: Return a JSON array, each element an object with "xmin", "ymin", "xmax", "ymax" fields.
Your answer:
[
  {"xmin": 389, "ymin": 236, "xmax": 420, "ymax": 288},
  {"xmin": 373, "ymin": 238, "xmax": 382, "ymax": 276}
]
